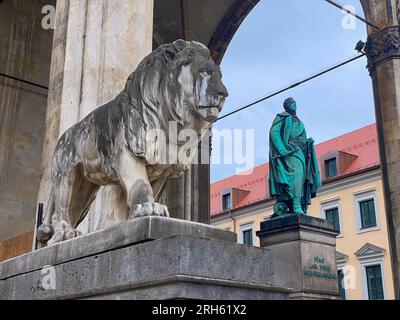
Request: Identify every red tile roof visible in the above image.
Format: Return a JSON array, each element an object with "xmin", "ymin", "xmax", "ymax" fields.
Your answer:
[{"xmin": 210, "ymin": 124, "xmax": 380, "ymax": 216}]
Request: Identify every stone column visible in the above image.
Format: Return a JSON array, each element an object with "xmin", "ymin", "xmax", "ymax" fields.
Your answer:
[
  {"xmin": 161, "ymin": 133, "xmax": 211, "ymax": 224},
  {"xmin": 361, "ymin": 0, "xmax": 400, "ymax": 298},
  {"xmin": 36, "ymin": 0, "xmax": 154, "ymax": 235}
]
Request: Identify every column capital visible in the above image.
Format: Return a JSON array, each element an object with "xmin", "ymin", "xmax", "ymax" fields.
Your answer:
[{"xmin": 365, "ymin": 26, "xmax": 400, "ymax": 72}]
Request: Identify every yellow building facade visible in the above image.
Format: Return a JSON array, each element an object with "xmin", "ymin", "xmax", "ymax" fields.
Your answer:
[{"xmin": 211, "ymin": 125, "xmax": 395, "ymax": 300}]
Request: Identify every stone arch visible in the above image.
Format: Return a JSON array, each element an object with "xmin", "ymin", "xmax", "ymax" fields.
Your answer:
[{"xmin": 208, "ymin": 0, "xmax": 260, "ymax": 64}]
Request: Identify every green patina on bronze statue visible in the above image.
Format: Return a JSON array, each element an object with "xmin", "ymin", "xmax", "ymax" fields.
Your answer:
[{"xmin": 269, "ymin": 98, "xmax": 321, "ymax": 216}]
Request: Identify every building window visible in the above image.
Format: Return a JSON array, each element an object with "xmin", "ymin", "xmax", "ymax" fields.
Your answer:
[
  {"xmin": 365, "ymin": 265, "xmax": 385, "ymax": 300},
  {"xmin": 336, "ymin": 251, "xmax": 349, "ymax": 300},
  {"xmin": 325, "ymin": 158, "xmax": 337, "ymax": 178},
  {"xmin": 222, "ymin": 193, "xmax": 231, "ymax": 210},
  {"xmin": 355, "ymin": 191, "xmax": 379, "ymax": 232},
  {"xmin": 338, "ymin": 269, "xmax": 346, "ymax": 300},
  {"xmin": 242, "ymin": 229, "xmax": 253, "ymax": 246},
  {"xmin": 325, "ymin": 207, "xmax": 340, "ymax": 233},
  {"xmin": 359, "ymin": 199, "xmax": 377, "ymax": 229},
  {"xmin": 355, "ymin": 243, "xmax": 386, "ymax": 300},
  {"xmin": 321, "ymin": 200, "xmax": 342, "ymax": 236},
  {"xmin": 239, "ymin": 223, "xmax": 253, "ymax": 246}
]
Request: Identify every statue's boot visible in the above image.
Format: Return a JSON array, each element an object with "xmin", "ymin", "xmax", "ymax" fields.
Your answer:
[
  {"xmin": 294, "ymin": 208, "xmax": 305, "ymax": 215},
  {"xmin": 293, "ymin": 198, "xmax": 305, "ymax": 215}
]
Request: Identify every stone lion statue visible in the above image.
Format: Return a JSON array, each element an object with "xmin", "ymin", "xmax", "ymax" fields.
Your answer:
[{"xmin": 37, "ymin": 40, "xmax": 228, "ymax": 245}]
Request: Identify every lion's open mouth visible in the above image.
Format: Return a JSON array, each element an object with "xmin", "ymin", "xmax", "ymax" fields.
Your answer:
[
  {"xmin": 198, "ymin": 105, "xmax": 222, "ymax": 123},
  {"xmin": 199, "ymin": 105, "xmax": 222, "ymax": 112}
]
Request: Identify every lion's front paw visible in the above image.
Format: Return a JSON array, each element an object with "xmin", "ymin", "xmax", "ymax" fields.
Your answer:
[
  {"xmin": 129, "ymin": 202, "xmax": 170, "ymax": 219},
  {"xmin": 47, "ymin": 227, "xmax": 82, "ymax": 246}
]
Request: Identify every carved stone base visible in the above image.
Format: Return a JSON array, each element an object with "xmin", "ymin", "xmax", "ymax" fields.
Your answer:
[{"xmin": 257, "ymin": 214, "xmax": 340, "ymax": 299}]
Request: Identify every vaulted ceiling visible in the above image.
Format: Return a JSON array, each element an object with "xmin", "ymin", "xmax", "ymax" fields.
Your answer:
[{"xmin": 153, "ymin": 0, "xmax": 260, "ymax": 64}]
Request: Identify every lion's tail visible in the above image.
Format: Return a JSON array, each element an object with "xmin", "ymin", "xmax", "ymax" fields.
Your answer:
[{"xmin": 36, "ymin": 188, "xmax": 55, "ymax": 244}]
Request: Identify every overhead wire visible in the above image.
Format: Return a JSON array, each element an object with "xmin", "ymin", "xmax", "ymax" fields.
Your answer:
[
  {"xmin": 217, "ymin": 53, "xmax": 366, "ymax": 122},
  {"xmin": 324, "ymin": 0, "xmax": 380, "ymax": 30}
]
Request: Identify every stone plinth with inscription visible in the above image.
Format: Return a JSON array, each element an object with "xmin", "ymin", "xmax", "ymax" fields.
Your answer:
[{"xmin": 257, "ymin": 214, "xmax": 340, "ymax": 300}]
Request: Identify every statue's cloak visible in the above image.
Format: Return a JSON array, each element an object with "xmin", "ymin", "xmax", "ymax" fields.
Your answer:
[{"xmin": 268, "ymin": 112, "xmax": 321, "ymax": 205}]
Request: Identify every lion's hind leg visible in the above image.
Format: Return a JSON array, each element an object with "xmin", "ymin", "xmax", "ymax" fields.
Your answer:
[{"xmin": 47, "ymin": 166, "xmax": 90, "ymax": 245}]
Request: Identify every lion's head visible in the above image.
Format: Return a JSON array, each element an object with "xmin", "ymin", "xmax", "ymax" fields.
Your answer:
[{"xmin": 124, "ymin": 40, "xmax": 228, "ymax": 132}]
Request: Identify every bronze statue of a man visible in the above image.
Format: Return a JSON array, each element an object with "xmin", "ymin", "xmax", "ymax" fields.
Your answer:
[{"xmin": 269, "ymin": 98, "xmax": 321, "ymax": 216}]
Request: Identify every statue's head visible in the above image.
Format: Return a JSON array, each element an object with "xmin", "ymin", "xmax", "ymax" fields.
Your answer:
[{"xmin": 283, "ymin": 97, "xmax": 297, "ymax": 114}]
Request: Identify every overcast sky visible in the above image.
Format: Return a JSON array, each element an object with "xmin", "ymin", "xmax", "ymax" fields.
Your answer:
[{"xmin": 210, "ymin": 0, "xmax": 374, "ymax": 182}]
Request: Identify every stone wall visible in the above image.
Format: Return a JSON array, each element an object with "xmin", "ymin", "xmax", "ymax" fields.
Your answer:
[{"xmin": 0, "ymin": 0, "xmax": 55, "ymax": 241}]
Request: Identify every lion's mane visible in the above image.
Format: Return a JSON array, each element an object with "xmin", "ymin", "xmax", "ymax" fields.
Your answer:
[{"xmin": 118, "ymin": 40, "xmax": 211, "ymax": 163}]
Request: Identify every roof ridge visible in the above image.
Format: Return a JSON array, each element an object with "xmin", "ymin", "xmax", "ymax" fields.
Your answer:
[
  {"xmin": 315, "ymin": 123, "xmax": 376, "ymax": 148},
  {"xmin": 341, "ymin": 137, "xmax": 377, "ymax": 152}
]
